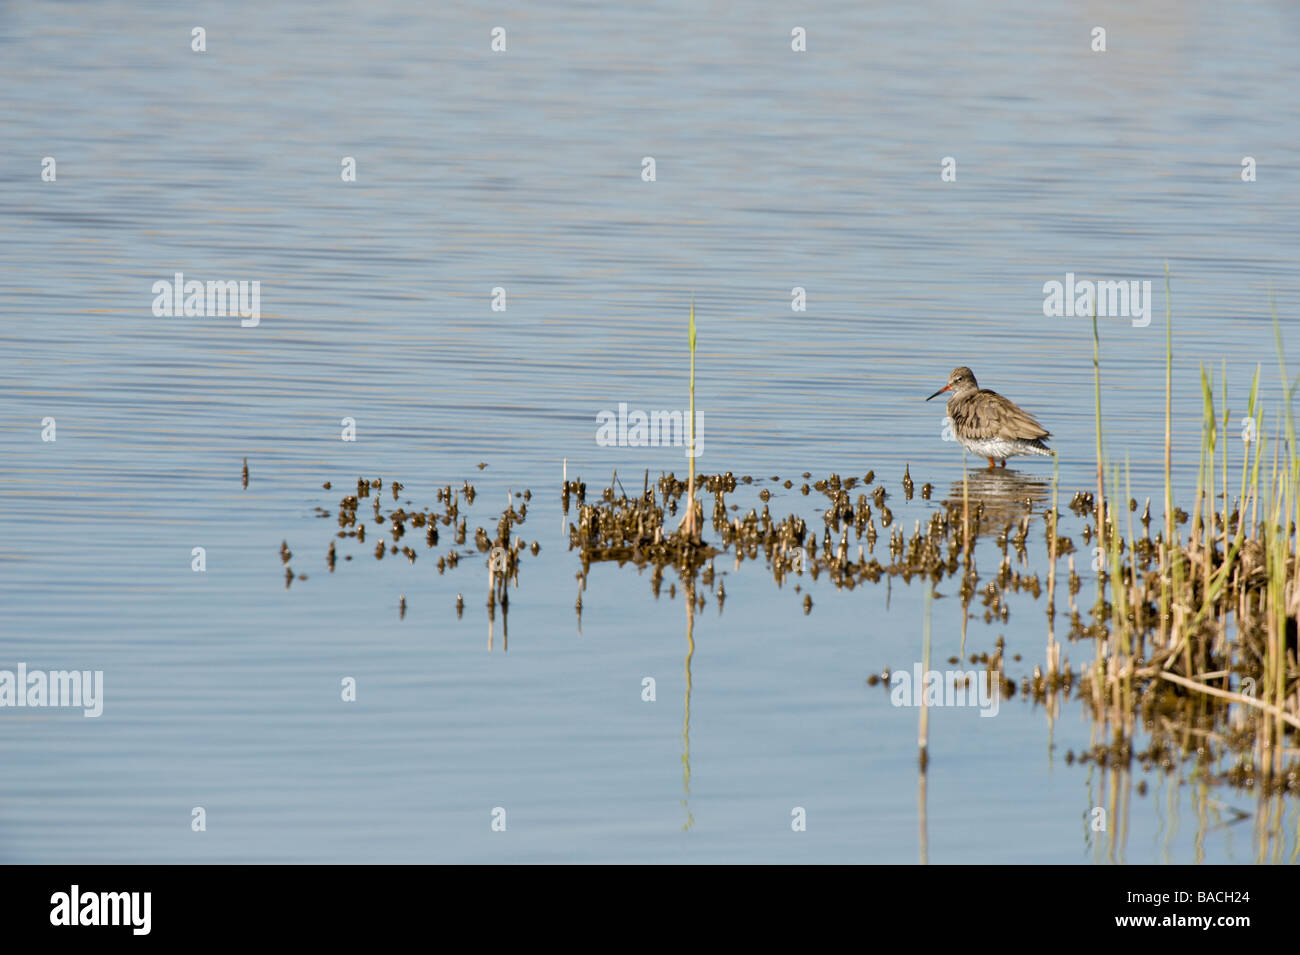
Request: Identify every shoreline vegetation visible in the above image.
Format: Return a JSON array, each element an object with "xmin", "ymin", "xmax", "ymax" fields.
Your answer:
[
  {"xmin": 282, "ymin": 293, "xmax": 1298, "ymax": 812},
  {"xmin": 567, "ymin": 292, "xmax": 1298, "ymax": 797}
]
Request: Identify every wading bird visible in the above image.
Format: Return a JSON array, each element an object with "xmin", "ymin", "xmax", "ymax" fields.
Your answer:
[{"xmin": 927, "ymin": 366, "xmax": 1054, "ymax": 468}]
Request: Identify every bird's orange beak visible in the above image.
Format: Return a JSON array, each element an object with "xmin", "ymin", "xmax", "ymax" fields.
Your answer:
[{"xmin": 926, "ymin": 384, "xmax": 951, "ymax": 401}]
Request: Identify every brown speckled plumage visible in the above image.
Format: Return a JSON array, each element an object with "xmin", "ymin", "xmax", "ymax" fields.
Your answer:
[{"xmin": 927, "ymin": 366, "xmax": 1053, "ymax": 467}]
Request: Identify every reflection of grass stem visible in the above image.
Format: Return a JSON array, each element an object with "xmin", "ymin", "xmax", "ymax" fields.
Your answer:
[
  {"xmin": 681, "ymin": 576, "xmax": 695, "ymax": 831},
  {"xmin": 1046, "ymin": 454, "xmax": 1060, "ymax": 675},
  {"xmin": 919, "ymin": 580, "xmax": 932, "ymax": 771}
]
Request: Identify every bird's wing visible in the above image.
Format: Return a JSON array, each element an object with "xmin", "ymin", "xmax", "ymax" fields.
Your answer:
[{"xmin": 954, "ymin": 389, "xmax": 1051, "ymax": 441}]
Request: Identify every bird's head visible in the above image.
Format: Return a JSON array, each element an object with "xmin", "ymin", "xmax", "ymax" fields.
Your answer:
[{"xmin": 926, "ymin": 366, "xmax": 978, "ymax": 401}]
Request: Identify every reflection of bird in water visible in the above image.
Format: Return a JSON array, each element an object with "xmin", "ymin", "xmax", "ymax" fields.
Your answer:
[
  {"xmin": 943, "ymin": 468, "xmax": 1050, "ymax": 537},
  {"xmin": 927, "ymin": 366, "xmax": 1054, "ymax": 468}
]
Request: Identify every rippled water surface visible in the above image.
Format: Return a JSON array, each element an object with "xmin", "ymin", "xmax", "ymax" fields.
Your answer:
[{"xmin": 2, "ymin": 1, "xmax": 1298, "ymax": 862}]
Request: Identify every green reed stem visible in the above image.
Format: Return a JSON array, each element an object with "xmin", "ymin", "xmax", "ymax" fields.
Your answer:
[
  {"xmin": 1161, "ymin": 264, "xmax": 1173, "ymax": 646},
  {"xmin": 1092, "ymin": 301, "xmax": 1105, "ymax": 554},
  {"xmin": 685, "ymin": 295, "xmax": 697, "ymax": 538}
]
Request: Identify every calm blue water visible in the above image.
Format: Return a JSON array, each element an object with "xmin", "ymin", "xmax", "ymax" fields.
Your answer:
[{"xmin": 1, "ymin": 1, "xmax": 1297, "ymax": 863}]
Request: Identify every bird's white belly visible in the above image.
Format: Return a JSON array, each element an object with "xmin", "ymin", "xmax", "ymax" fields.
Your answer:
[{"xmin": 959, "ymin": 436, "xmax": 1022, "ymax": 458}]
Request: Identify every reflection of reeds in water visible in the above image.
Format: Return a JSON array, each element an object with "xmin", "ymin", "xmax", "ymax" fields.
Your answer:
[
  {"xmin": 918, "ymin": 580, "xmax": 932, "ymax": 864},
  {"xmin": 682, "ymin": 575, "xmax": 695, "ymax": 832},
  {"xmin": 1074, "ymin": 285, "xmax": 1299, "ymax": 792},
  {"xmin": 1046, "ymin": 455, "xmax": 1061, "ymax": 680},
  {"xmin": 919, "ymin": 581, "xmax": 932, "ymax": 772}
]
